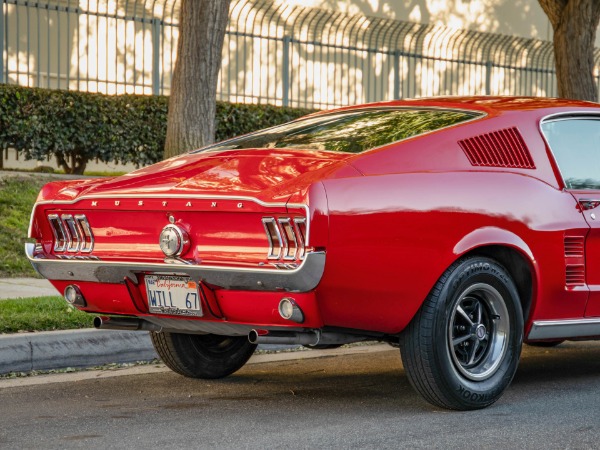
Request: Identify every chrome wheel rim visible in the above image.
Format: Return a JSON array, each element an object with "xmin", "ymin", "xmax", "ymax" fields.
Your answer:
[{"xmin": 447, "ymin": 283, "xmax": 510, "ymax": 381}]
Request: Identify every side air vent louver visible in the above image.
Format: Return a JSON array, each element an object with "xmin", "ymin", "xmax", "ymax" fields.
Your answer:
[
  {"xmin": 564, "ymin": 236, "xmax": 584, "ymax": 258},
  {"xmin": 564, "ymin": 234, "xmax": 585, "ymax": 288},
  {"xmin": 458, "ymin": 127, "xmax": 535, "ymax": 169},
  {"xmin": 565, "ymin": 265, "xmax": 585, "ymax": 286}
]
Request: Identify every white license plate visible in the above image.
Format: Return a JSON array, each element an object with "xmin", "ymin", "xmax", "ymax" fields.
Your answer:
[{"xmin": 145, "ymin": 275, "xmax": 203, "ymax": 317}]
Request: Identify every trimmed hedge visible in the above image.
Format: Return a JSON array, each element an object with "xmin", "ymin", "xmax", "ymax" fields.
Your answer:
[{"xmin": 0, "ymin": 84, "xmax": 313, "ymax": 174}]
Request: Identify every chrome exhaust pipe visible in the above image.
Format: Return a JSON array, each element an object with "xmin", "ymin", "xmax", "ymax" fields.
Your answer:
[
  {"xmin": 93, "ymin": 316, "xmax": 162, "ymax": 332},
  {"xmin": 248, "ymin": 330, "xmax": 320, "ymax": 346},
  {"xmin": 249, "ymin": 329, "xmax": 367, "ymax": 346}
]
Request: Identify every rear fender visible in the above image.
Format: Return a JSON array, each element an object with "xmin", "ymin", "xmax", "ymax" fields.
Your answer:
[{"xmin": 453, "ymin": 226, "xmax": 540, "ymax": 328}]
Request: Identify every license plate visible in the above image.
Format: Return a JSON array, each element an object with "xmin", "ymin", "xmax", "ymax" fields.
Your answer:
[{"xmin": 145, "ymin": 275, "xmax": 203, "ymax": 317}]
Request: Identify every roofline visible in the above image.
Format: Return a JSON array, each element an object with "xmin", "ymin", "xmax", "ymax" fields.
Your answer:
[{"xmin": 311, "ymin": 96, "xmax": 600, "ymax": 116}]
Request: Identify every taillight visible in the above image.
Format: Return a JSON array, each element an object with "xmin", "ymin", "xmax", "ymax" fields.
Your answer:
[
  {"xmin": 47, "ymin": 214, "xmax": 94, "ymax": 253},
  {"xmin": 263, "ymin": 217, "xmax": 307, "ymax": 261},
  {"xmin": 75, "ymin": 215, "xmax": 94, "ymax": 252},
  {"xmin": 263, "ymin": 218, "xmax": 283, "ymax": 259}
]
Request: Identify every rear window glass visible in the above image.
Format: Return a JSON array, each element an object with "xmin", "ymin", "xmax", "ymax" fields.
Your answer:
[
  {"xmin": 201, "ymin": 108, "xmax": 481, "ymax": 154},
  {"xmin": 541, "ymin": 118, "xmax": 600, "ymax": 190}
]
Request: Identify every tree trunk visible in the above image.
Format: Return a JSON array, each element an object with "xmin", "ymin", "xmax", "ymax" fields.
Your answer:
[
  {"xmin": 164, "ymin": 0, "xmax": 231, "ymax": 159},
  {"xmin": 56, "ymin": 153, "xmax": 87, "ymax": 175},
  {"xmin": 539, "ymin": 0, "xmax": 600, "ymax": 101}
]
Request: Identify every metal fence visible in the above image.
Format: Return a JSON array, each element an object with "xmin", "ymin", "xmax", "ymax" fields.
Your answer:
[{"xmin": 2, "ymin": 0, "xmax": 600, "ymax": 108}]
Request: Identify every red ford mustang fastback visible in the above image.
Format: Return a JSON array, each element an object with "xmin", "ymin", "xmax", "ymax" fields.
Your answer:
[{"xmin": 26, "ymin": 97, "xmax": 600, "ymax": 410}]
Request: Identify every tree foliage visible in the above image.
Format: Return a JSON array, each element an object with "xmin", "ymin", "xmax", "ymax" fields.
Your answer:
[
  {"xmin": 539, "ymin": 0, "xmax": 600, "ymax": 101},
  {"xmin": 0, "ymin": 85, "xmax": 312, "ymax": 174}
]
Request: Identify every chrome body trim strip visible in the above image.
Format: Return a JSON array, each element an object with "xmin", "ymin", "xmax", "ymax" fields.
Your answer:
[
  {"xmin": 527, "ymin": 318, "xmax": 600, "ymax": 340},
  {"xmin": 25, "ymin": 243, "xmax": 325, "ymax": 293}
]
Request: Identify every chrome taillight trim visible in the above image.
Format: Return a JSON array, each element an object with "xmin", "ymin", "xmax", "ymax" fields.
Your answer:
[
  {"xmin": 293, "ymin": 218, "xmax": 307, "ymax": 260},
  {"xmin": 75, "ymin": 214, "xmax": 94, "ymax": 253},
  {"xmin": 47, "ymin": 214, "xmax": 94, "ymax": 254},
  {"xmin": 48, "ymin": 214, "xmax": 67, "ymax": 252},
  {"xmin": 263, "ymin": 216, "xmax": 307, "ymax": 261},
  {"xmin": 61, "ymin": 214, "xmax": 81, "ymax": 252},
  {"xmin": 279, "ymin": 218, "xmax": 298, "ymax": 260},
  {"xmin": 263, "ymin": 217, "xmax": 283, "ymax": 260}
]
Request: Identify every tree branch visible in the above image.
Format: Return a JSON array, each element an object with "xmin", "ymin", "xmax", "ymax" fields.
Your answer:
[
  {"xmin": 539, "ymin": 0, "xmax": 568, "ymax": 29},
  {"xmin": 593, "ymin": 0, "xmax": 600, "ymax": 26}
]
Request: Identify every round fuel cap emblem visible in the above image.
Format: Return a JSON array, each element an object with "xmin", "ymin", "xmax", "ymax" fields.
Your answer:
[{"xmin": 159, "ymin": 224, "xmax": 190, "ymax": 257}]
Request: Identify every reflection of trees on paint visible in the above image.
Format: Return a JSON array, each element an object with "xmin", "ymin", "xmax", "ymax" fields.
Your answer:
[
  {"xmin": 565, "ymin": 179, "xmax": 600, "ymax": 190},
  {"xmin": 208, "ymin": 109, "xmax": 478, "ymax": 154}
]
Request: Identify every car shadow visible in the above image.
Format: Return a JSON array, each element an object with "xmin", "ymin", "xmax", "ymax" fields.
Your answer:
[{"xmin": 514, "ymin": 341, "xmax": 600, "ymax": 385}]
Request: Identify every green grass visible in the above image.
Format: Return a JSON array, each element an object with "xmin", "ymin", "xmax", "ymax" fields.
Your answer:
[
  {"xmin": 83, "ymin": 170, "xmax": 126, "ymax": 177},
  {"xmin": 0, "ymin": 175, "xmax": 57, "ymax": 277},
  {"xmin": 0, "ymin": 296, "xmax": 94, "ymax": 333}
]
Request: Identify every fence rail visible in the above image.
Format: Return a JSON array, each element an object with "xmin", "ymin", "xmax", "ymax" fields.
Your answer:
[{"xmin": 2, "ymin": 0, "xmax": 599, "ymax": 108}]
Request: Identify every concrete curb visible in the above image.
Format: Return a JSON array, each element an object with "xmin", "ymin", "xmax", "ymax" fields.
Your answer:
[
  {"xmin": 0, "ymin": 328, "xmax": 304, "ymax": 375},
  {"xmin": 0, "ymin": 329, "xmax": 158, "ymax": 374}
]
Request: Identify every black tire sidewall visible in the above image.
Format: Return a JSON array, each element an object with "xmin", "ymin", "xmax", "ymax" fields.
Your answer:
[
  {"xmin": 152, "ymin": 332, "xmax": 257, "ymax": 379},
  {"xmin": 432, "ymin": 258, "xmax": 524, "ymax": 408}
]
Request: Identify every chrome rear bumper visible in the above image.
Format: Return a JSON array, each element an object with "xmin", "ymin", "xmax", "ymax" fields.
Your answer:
[{"xmin": 25, "ymin": 243, "xmax": 325, "ymax": 292}]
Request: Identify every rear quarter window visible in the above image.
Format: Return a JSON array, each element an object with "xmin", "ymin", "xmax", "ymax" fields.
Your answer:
[{"xmin": 541, "ymin": 118, "xmax": 600, "ymax": 190}]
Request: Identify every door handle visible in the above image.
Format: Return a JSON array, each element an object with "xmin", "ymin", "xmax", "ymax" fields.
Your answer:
[{"xmin": 579, "ymin": 199, "xmax": 600, "ymax": 211}]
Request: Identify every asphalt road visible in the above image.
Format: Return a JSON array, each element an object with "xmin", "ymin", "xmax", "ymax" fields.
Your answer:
[{"xmin": 1, "ymin": 342, "xmax": 600, "ymax": 449}]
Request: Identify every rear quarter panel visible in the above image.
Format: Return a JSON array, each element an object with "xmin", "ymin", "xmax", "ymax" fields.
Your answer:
[{"xmin": 317, "ymin": 170, "xmax": 587, "ymax": 335}]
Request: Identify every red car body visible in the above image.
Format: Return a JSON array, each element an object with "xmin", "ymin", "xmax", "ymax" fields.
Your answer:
[{"xmin": 26, "ymin": 97, "xmax": 600, "ymax": 409}]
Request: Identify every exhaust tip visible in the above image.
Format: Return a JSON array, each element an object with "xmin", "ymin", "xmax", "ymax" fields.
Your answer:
[
  {"xmin": 93, "ymin": 316, "xmax": 107, "ymax": 329},
  {"xmin": 248, "ymin": 330, "xmax": 259, "ymax": 344}
]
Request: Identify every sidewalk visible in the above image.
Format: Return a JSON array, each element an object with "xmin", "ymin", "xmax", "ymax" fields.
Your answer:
[{"xmin": 0, "ymin": 278, "xmax": 60, "ymax": 300}]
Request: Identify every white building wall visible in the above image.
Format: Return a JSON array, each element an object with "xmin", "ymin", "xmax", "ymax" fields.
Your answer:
[{"xmin": 287, "ymin": 0, "xmax": 600, "ymax": 46}]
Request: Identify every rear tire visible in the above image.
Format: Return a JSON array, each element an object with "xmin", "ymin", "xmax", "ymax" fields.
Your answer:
[
  {"xmin": 400, "ymin": 256, "xmax": 523, "ymax": 410},
  {"xmin": 150, "ymin": 332, "xmax": 257, "ymax": 379}
]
